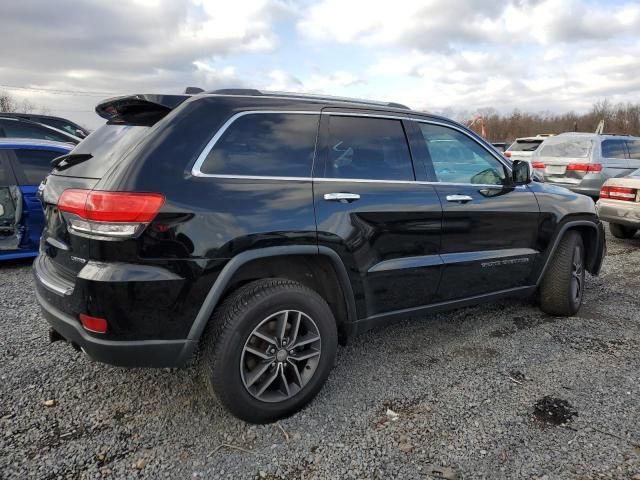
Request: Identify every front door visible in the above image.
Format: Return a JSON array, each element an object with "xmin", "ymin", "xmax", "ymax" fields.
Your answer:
[
  {"xmin": 412, "ymin": 122, "xmax": 540, "ymax": 301},
  {"xmin": 313, "ymin": 111, "xmax": 443, "ymax": 319}
]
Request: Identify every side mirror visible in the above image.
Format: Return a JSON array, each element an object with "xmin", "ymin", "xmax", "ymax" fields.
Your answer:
[{"xmin": 512, "ymin": 160, "xmax": 532, "ymax": 185}]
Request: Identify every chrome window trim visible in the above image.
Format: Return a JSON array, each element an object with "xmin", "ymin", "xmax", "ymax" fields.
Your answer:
[
  {"xmin": 191, "ymin": 109, "xmax": 514, "ymax": 185},
  {"xmin": 321, "ymin": 111, "xmax": 512, "ymax": 172},
  {"xmin": 191, "ymin": 110, "xmax": 321, "ymax": 178}
]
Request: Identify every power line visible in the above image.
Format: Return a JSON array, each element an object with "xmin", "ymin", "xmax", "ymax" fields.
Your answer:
[{"xmin": 0, "ymin": 84, "xmax": 122, "ymax": 97}]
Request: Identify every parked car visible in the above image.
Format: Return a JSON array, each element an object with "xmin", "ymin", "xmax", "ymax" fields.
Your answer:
[
  {"xmin": 504, "ymin": 136, "xmax": 546, "ymax": 161},
  {"xmin": 0, "ymin": 139, "xmax": 71, "ymax": 260},
  {"xmin": 0, "ymin": 117, "xmax": 81, "ymax": 145},
  {"xmin": 34, "ymin": 90, "xmax": 605, "ymax": 423},
  {"xmin": 530, "ymin": 132, "xmax": 640, "ymax": 199},
  {"xmin": 0, "ymin": 112, "xmax": 89, "ymax": 138},
  {"xmin": 596, "ymin": 168, "xmax": 640, "ymax": 239}
]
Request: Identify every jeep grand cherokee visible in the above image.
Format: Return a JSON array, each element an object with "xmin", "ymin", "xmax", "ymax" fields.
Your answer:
[{"xmin": 34, "ymin": 89, "xmax": 606, "ymax": 423}]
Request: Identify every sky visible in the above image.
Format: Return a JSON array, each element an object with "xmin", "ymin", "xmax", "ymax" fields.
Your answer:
[{"xmin": 2, "ymin": 0, "xmax": 640, "ymax": 129}]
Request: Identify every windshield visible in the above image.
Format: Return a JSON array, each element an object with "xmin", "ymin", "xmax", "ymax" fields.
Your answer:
[
  {"xmin": 539, "ymin": 138, "xmax": 593, "ymax": 158},
  {"xmin": 52, "ymin": 124, "xmax": 148, "ymax": 178},
  {"xmin": 507, "ymin": 140, "xmax": 542, "ymax": 152}
]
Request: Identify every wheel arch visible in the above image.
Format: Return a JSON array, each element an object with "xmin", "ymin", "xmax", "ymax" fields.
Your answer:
[
  {"xmin": 178, "ymin": 246, "xmax": 357, "ymax": 363},
  {"xmin": 536, "ymin": 220, "xmax": 605, "ymax": 286}
]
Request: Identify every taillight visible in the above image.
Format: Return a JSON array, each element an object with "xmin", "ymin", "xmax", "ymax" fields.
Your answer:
[
  {"xmin": 566, "ymin": 163, "xmax": 602, "ymax": 172},
  {"xmin": 79, "ymin": 314, "xmax": 108, "ymax": 333},
  {"xmin": 58, "ymin": 189, "xmax": 165, "ymax": 239},
  {"xmin": 600, "ymin": 185, "xmax": 636, "ymax": 201},
  {"xmin": 504, "ymin": 151, "xmax": 511, "ymax": 158},
  {"xmin": 532, "ymin": 161, "xmax": 545, "ymax": 169}
]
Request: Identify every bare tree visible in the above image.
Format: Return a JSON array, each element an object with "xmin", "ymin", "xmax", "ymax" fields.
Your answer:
[
  {"xmin": 464, "ymin": 100, "xmax": 640, "ymax": 143},
  {"xmin": 0, "ymin": 91, "xmax": 37, "ymax": 114}
]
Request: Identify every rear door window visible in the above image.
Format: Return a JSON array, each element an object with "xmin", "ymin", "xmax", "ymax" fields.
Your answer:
[
  {"xmin": 0, "ymin": 119, "xmax": 73, "ymax": 144},
  {"xmin": 322, "ymin": 115, "xmax": 414, "ymax": 181},
  {"xmin": 419, "ymin": 123, "xmax": 507, "ymax": 185},
  {"xmin": 12, "ymin": 149, "xmax": 62, "ymax": 185},
  {"xmin": 601, "ymin": 139, "xmax": 628, "ymax": 159},
  {"xmin": 200, "ymin": 113, "xmax": 319, "ymax": 177}
]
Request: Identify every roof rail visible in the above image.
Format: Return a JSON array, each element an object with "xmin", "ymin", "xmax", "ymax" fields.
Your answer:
[{"xmin": 207, "ymin": 88, "xmax": 410, "ymax": 110}]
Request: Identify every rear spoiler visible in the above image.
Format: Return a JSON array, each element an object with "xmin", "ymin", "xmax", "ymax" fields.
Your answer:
[{"xmin": 95, "ymin": 94, "xmax": 190, "ymax": 125}]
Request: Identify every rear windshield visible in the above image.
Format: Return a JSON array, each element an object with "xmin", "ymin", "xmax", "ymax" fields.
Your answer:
[
  {"xmin": 629, "ymin": 168, "xmax": 640, "ymax": 178},
  {"xmin": 53, "ymin": 124, "xmax": 148, "ymax": 178},
  {"xmin": 539, "ymin": 138, "xmax": 592, "ymax": 158},
  {"xmin": 507, "ymin": 140, "xmax": 543, "ymax": 152}
]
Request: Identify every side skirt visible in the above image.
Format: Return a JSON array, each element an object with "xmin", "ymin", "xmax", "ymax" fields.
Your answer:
[{"xmin": 352, "ymin": 285, "xmax": 537, "ymax": 337}]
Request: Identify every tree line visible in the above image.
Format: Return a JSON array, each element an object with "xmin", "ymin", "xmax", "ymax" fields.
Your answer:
[{"xmin": 461, "ymin": 100, "xmax": 640, "ymax": 143}]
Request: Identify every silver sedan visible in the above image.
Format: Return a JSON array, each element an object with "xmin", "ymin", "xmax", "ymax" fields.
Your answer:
[{"xmin": 596, "ymin": 168, "xmax": 640, "ymax": 239}]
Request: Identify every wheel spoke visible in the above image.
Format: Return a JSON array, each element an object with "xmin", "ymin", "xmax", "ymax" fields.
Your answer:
[
  {"xmin": 276, "ymin": 311, "xmax": 288, "ymax": 343},
  {"xmin": 245, "ymin": 346, "xmax": 274, "ymax": 361},
  {"xmin": 290, "ymin": 349, "xmax": 321, "ymax": 362},
  {"xmin": 291, "ymin": 333, "xmax": 320, "ymax": 349},
  {"xmin": 252, "ymin": 330, "xmax": 278, "ymax": 346},
  {"xmin": 287, "ymin": 359, "xmax": 303, "ymax": 387},
  {"xmin": 279, "ymin": 364, "xmax": 290, "ymax": 397},
  {"xmin": 256, "ymin": 366, "xmax": 280, "ymax": 397},
  {"xmin": 245, "ymin": 361, "xmax": 273, "ymax": 388},
  {"xmin": 289, "ymin": 312, "xmax": 302, "ymax": 345}
]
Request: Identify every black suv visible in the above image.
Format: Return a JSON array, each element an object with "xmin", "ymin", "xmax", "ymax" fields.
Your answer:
[{"xmin": 34, "ymin": 90, "xmax": 606, "ymax": 423}]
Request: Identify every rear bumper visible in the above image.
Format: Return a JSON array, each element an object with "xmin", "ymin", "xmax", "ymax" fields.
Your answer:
[
  {"xmin": 33, "ymin": 254, "xmax": 199, "ymax": 368},
  {"xmin": 36, "ymin": 288, "xmax": 195, "ymax": 367},
  {"xmin": 545, "ymin": 174, "xmax": 606, "ymax": 198},
  {"xmin": 596, "ymin": 200, "xmax": 640, "ymax": 228}
]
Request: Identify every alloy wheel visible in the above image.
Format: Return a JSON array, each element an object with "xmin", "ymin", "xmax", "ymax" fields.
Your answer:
[
  {"xmin": 240, "ymin": 310, "xmax": 321, "ymax": 403},
  {"xmin": 571, "ymin": 244, "xmax": 584, "ymax": 302}
]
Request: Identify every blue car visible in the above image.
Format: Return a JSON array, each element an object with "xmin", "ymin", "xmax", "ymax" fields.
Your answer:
[{"xmin": 0, "ymin": 139, "xmax": 72, "ymax": 260}]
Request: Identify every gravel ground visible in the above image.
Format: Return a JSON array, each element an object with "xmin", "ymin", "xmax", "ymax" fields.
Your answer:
[{"xmin": 1, "ymin": 227, "xmax": 639, "ymax": 480}]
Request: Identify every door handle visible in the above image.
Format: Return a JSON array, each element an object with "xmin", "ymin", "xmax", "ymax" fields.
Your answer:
[
  {"xmin": 324, "ymin": 192, "xmax": 361, "ymax": 203},
  {"xmin": 446, "ymin": 194, "xmax": 473, "ymax": 202}
]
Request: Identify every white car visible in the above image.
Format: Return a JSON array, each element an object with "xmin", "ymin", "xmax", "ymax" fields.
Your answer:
[{"xmin": 505, "ymin": 136, "xmax": 546, "ymax": 162}]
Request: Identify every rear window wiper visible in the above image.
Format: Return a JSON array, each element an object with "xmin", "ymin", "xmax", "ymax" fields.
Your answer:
[{"xmin": 51, "ymin": 153, "xmax": 93, "ymax": 171}]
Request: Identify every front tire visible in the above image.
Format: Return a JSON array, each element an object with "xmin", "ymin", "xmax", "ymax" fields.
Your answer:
[
  {"xmin": 539, "ymin": 231, "xmax": 585, "ymax": 316},
  {"xmin": 200, "ymin": 278, "xmax": 338, "ymax": 423},
  {"xmin": 609, "ymin": 223, "xmax": 637, "ymax": 239}
]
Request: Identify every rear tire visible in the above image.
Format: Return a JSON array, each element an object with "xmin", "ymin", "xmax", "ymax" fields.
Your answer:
[
  {"xmin": 539, "ymin": 231, "xmax": 585, "ymax": 316},
  {"xmin": 609, "ymin": 223, "xmax": 637, "ymax": 239},
  {"xmin": 200, "ymin": 278, "xmax": 338, "ymax": 423}
]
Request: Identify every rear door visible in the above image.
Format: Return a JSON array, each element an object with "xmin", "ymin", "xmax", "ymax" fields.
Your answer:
[
  {"xmin": 8, "ymin": 148, "xmax": 66, "ymax": 250},
  {"xmin": 412, "ymin": 122, "xmax": 540, "ymax": 301},
  {"xmin": 312, "ymin": 110, "xmax": 443, "ymax": 319}
]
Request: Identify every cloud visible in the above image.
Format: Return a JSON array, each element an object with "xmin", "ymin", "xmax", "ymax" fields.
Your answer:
[
  {"xmin": 0, "ymin": 0, "xmax": 297, "ymax": 126},
  {"xmin": 265, "ymin": 70, "xmax": 363, "ymax": 92},
  {"xmin": 298, "ymin": 0, "xmax": 640, "ymax": 50},
  {"xmin": 2, "ymin": 0, "xmax": 640, "ymax": 129}
]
